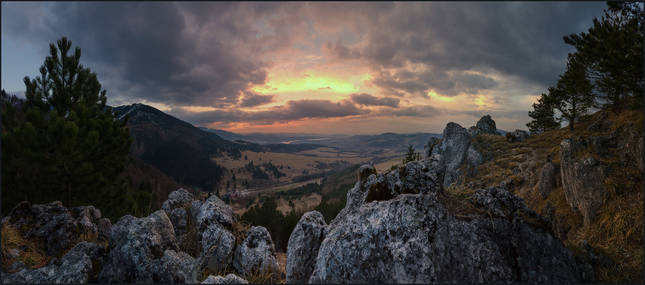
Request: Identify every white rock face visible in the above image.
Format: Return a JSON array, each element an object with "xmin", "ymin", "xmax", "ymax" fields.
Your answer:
[
  {"xmin": 286, "ymin": 211, "xmax": 327, "ymax": 284},
  {"xmin": 201, "ymin": 274, "xmax": 248, "ymax": 284},
  {"xmin": 201, "ymin": 224, "xmax": 236, "ymax": 271},
  {"xmin": 232, "ymin": 226, "xmax": 280, "ymax": 276}
]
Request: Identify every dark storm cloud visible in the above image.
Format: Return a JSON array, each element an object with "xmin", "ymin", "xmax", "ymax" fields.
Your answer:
[
  {"xmin": 321, "ymin": 2, "xmax": 606, "ymax": 96},
  {"xmin": 350, "ymin": 93, "xmax": 400, "ymax": 107},
  {"xmin": 168, "ymin": 99, "xmax": 368, "ymax": 125},
  {"xmin": 1, "ymin": 2, "xmax": 303, "ymax": 107},
  {"xmin": 239, "ymin": 92, "xmax": 275, "ymax": 108}
]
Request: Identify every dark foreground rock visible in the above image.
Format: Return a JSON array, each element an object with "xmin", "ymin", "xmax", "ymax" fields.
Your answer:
[
  {"xmin": 2, "ymin": 242, "xmax": 103, "ymax": 284},
  {"xmin": 201, "ymin": 274, "xmax": 249, "ymax": 284},
  {"xmin": 97, "ymin": 210, "xmax": 181, "ymax": 283},
  {"xmin": 1, "ymin": 201, "xmax": 111, "ymax": 256},
  {"xmin": 286, "ymin": 211, "xmax": 327, "ymax": 284}
]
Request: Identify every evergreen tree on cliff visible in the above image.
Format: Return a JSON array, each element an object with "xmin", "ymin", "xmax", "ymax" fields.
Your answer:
[
  {"xmin": 526, "ymin": 93, "xmax": 561, "ymax": 133},
  {"xmin": 563, "ymin": 1, "xmax": 644, "ymax": 111},
  {"xmin": 547, "ymin": 54, "xmax": 595, "ymax": 131},
  {"xmin": 1, "ymin": 37, "xmax": 134, "ymax": 221}
]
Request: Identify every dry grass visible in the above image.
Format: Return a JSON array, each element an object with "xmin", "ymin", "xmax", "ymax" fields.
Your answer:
[
  {"xmin": 1, "ymin": 222, "xmax": 49, "ymax": 271},
  {"xmin": 441, "ymin": 185, "xmax": 480, "ymax": 219}
]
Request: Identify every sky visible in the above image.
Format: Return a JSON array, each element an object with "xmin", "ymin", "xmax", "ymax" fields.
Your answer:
[{"xmin": 1, "ymin": 2, "xmax": 608, "ymax": 135}]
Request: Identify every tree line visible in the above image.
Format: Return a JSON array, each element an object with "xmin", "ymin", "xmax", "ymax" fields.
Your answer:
[{"xmin": 527, "ymin": 2, "xmax": 643, "ymax": 133}]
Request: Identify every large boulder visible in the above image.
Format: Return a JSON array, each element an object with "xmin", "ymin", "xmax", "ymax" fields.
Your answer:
[
  {"xmin": 468, "ymin": 114, "xmax": 502, "ymax": 136},
  {"xmin": 201, "ymin": 274, "xmax": 249, "ymax": 284},
  {"xmin": 560, "ymin": 137, "xmax": 613, "ymax": 227},
  {"xmin": 423, "ymin": 136, "xmax": 441, "ymax": 158},
  {"xmin": 232, "ymin": 226, "xmax": 280, "ymax": 277},
  {"xmin": 2, "ymin": 242, "xmax": 102, "ymax": 284},
  {"xmin": 161, "ymin": 188, "xmax": 195, "ymax": 213},
  {"xmin": 510, "ymin": 129, "xmax": 530, "ymax": 142},
  {"xmin": 201, "ymin": 224, "xmax": 236, "ymax": 271},
  {"xmin": 195, "ymin": 195, "xmax": 237, "ymax": 232},
  {"xmin": 2, "ymin": 201, "xmax": 110, "ymax": 256},
  {"xmin": 150, "ymin": 250, "xmax": 198, "ymax": 284},
  {"xmin": 587, "ymin": 119, "xmax": 612, "ymax": 133},
  {"xmin": 308, "ymin": 187, "xmax": 584, "ymax": 284},
  {"xmin": 609, "ymin": 122, "xmax": 644, "ymax": 172},
  {"xmin": 431, "ymin": 122, "xmax": 471, "ymax": 173},
  {"xmin": 163, "ymin": 188, "xmax": 195, "ymax": 236},
  {"xmin": 286, "ymin": 211, "xmax": 327, "ymax": 284},
  {"xmin": 538, "ymin": 162, "xmax": 559, "ymax": 199},
  {"xmin": 97, "ymin": 210, "xmax": 180, "ymax": 283}
]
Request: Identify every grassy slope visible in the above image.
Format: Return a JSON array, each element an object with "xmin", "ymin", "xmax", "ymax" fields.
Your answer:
[{"xmin": 463, "ymin": 108, "xmax": 643, "ymax": 283}]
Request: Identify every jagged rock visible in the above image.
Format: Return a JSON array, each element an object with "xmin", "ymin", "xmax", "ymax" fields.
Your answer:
[
  {"xmin": 5, "ymin": 261, "xmax": 27, "ymax": 273},
  {"xmin": 2, "ymin": 242, "xmax": 99, "ymax": 284},
  {"xmin": 98, "ymin": 210, "xmax": 179, "ymax": 283},
  {"xmin": 162, "ymin": 188, "xmax": 195, "ymax": 213},
  {"xmin": 96, "ymin": 218, "xmax": 111, "ymax": 241},
  {"xmin": 542, "ymin": 202, "xmax": 570, "ymax": 242},
  {"xmin": 578, "ymin": 240, "xmax": 618, "ymax": 269},
  {"xmin": 539, "ymin": 162, "xmax": 559, "ymax": 199},
  {"xmin": 466, "ymin": 145, "xmax": 483, "ymax": 167},
  {"xmin": 3, "ymin": 201, "xmax": 107, "ymax": 256},
  {"xmin": 150, "ymin": 250, "xmax": 198, "ymax": 284},
  {"xmin": 610, "ymin": 122, "xmax": 644, "ymax": 171},
  {"xmin": 587, "ymin": 119, "xmax": 612, "ymax": 133},
  {"xmin": 468, "ymin": 114, "xmax": 502, "ymax": 136},
  {"xmin": 560, "ymin": 137, "xmax": 613, "ymax": 227},
  {"xmin": 232, "ymin": 226, "xmax": 280, "ymax": 276},
  {"xmin": 170, "ymin": 207, "xmax": 189, "ymax": 236},
  {"xmin": 432, "ymin": 122, "xmax": 471, "ymax": 173},
  {"xmin": 201, "ymin": 274, "xmax": 249, "ymax": 284},
  {"xmin": 201, "ymin": 224, "xmax": 236, "ymax": 271},
  {"xmin": 196, "ymin": 195, "xmax": 236, "ymax": 232},
  {"xmin": 423, "ymin": 136, "xmax": 441, "ymax": 158},
  {"xmin": 286, "ymin": 211, "xmax": 327, "ymax": 284},
  {"xmin": 191, "ymin": 199, "xmax": 204, "ymax": 221},
  {"xmin": 331, "ymin": 159, "xmax": 444, "ymax": 230},
  {"xmin": 511, "ymin": 129, "xmax": 529, "ymax": 142},
  {"xmin": 309, "ymin": 187, "xmax": 584, "ymax": 284}
]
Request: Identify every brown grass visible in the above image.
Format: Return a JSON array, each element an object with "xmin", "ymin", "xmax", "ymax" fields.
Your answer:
[{"xmin": 1, "ymin": 222, "xmax": 49, "ymax": 271}]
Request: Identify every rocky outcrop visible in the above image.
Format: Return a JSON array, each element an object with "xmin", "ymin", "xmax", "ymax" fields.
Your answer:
[
  {"xmin": 423, "ymin": 136, "xmax": 441, "ymax": 158},
  {"xmin": 201, "ymin": 274, "xmax": 249, "ymax": 284},
  {"xmin": 1, "ymin": 201, "xmax": 111, "ymax": 256},
  {"xmin": 430, "ymin": 122, "xmax": 475, "ymax": 188},
  {"xmin": 286, "ymin": 211, "xmax": 327, "ymax": 284},
  {"xmin": 150, "ymin": 250, "xmax": 198, "ymax": 284},
  {"xmin": 587, "ymin": 119, "xmax": 612, "ymax": 133},
  {"xmin": 468, "ymin": 114, "xmax": 502, "ymax": 136},
  {"xmin": 97, "ymin": 210, "xmax": 180, "ymax": 283},
  {"xmin": 609, "ymin": 122, "xmax": 644, "ymax": 171},
  {"xmin": 2, "ymin": 242, "xmax": 103, "ymax": 284},
  {"xmin": 232, "ymin": 226, "xmax": 280, "ymax": 276},
  {"xmin": 201, "ymin": 224, "xmax": 236, "ymax": 271},
  {"xmin": 538, "ymin": 162, "xmax": 559, "ymax": 199},
  {"xmin": 542, "ymin": 202, "xmax": 570, "ymax": 242},
  {"xmin": 510, "ymin": 129, "xmax": 530, "ymax": 142},
  {"xmin": 560, "ymin": 137, "xmax": 614, "ymax": 227},
  {"xmin": 162, "ymin": 188, "xmax": 194, "ymax": 236},
  {"xmin": 195, "ymin": 195, "xmax": 237, "ymax": 232},
  {"xmin": 307, "ymin": 184, "xmax": 585, "ymax": 283}
]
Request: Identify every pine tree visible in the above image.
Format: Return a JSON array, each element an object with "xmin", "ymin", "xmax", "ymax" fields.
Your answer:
[
  {"xmin": 402, "ymin": 145, "xmax": 421, "ymax": 164},
  {"xmin": 563, "ymin": 1, "xmax": 644, "ymax": 112},
  {"xmin": 1, "ymin": 37, "xmax": 133, "ymax": 221},
  {"xmin": 548, "ymin": 54, "xmax": 596, "ymax": 131},
  {"xmin": 526, "ymin": 93, "xmax": 561, "ymax": 133}
]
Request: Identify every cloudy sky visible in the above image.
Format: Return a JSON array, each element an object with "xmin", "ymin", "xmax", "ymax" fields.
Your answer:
[{"xmin": 1, "ymin": 2, "xmax": 607, "ymax": 135}]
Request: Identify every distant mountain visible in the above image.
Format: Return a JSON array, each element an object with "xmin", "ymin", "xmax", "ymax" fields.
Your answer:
[{"xmin": 113, "ymin": 103, "xmax": 264, "ymax": 191}]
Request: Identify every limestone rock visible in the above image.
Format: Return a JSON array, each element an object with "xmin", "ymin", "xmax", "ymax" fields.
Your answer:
[
  {"xmin": 96, "ymin": 218, "xmax": 112, "ymax": 241},
  {"xmin": 560, "ymin": 137, "xmax": 612, "ymax": 227},
  {"xmin": 232, "ymin": 226, "xmax": 280, "ymax": 276},
  {"xmin": 170, "ymin": 207, "xmax": 189, "ymax": 236},
  {"xmin": 538, "ymin": 162, "xmax": 559, "ymax": 199},
  {"xmin": 196, "ymin": 195, "xmax": 236, "ymax": 232},
  {"xmin": 98, "ymin": 210, "xmax": 179, "ymax": 283},
  {"xmin": 150, "ymin": 250, "xmax": 198, "ymax": 284},
  {"xmin": 511, "ymin": 129, "xmax": 530, "ymax": 142},
  {"xmin": 610, "ymin": 122, "xmax": 644, "ymax": 171},
  {"xmin": 3, "ymin": 201, "xmax": 106, "ymax": 256},
  {"xmin": 468, "ymin": 114, "xmax": 502, "ymax": 136},
  {"xmin": 423, "ymin": 136, "xmax": 441, "ymax": 158},
  {"xmin": 286, "ymin": 211, "xmax": 327, "ymax": 284},
  {"xmin": 587, "ymin": 119, "xmax": 612, "ymax": 133},
  {"xmin": 309, "ymin": 188, "xmax": 583, "ymax": 284},
  {"xmin": 542, "ymin": 202, "xmax": 570, "ymax": 242},
  {"xmin": 2, "ymin": 242, "xmax": 100, "ymax": 284},
  {"xmin": 162, "ymin": 188, "xmax": 195, "ymax": 213},
  {"xmin": 201, "ymin": 224, "xmax": 236, "ymax": 271},
  {"xmin": 432, "ymin": 122, "xmax": 471, "ymax": 173},
  {"xmin": 201, "ymin": 274, "xmax": 249, "ymax": 284}
]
